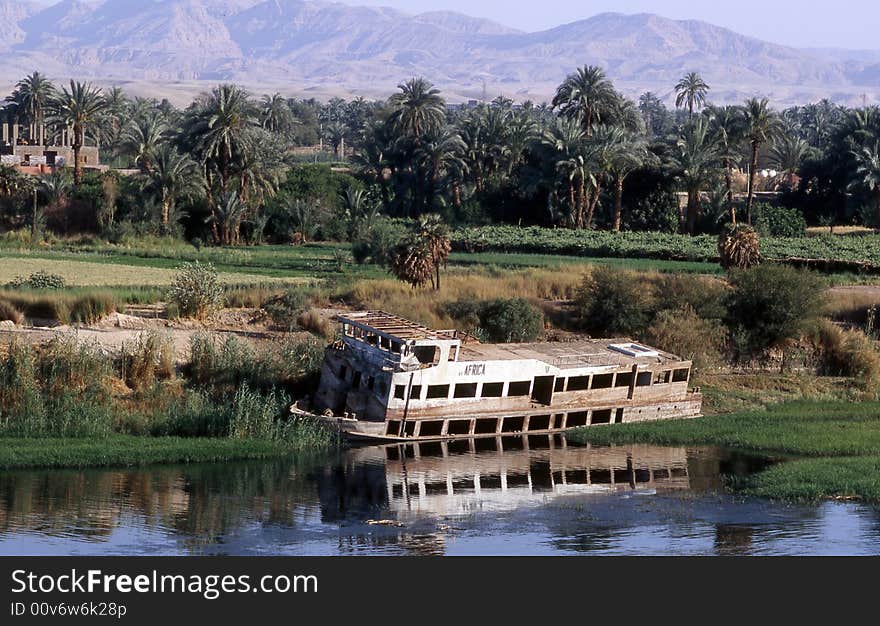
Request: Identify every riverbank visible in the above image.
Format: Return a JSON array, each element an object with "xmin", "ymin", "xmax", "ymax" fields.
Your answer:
[
  {"xmin": 569, "ymin": 400, "xmax": 880, "ymax": 502},
  {"xmin": 0, "ymin": 436, "xmax": 327, "ymax": 470}
]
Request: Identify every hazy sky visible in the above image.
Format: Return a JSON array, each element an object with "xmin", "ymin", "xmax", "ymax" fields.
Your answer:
[{"xmin": 346, "ymin": 0, "xmax": 879, "ymax": 49}]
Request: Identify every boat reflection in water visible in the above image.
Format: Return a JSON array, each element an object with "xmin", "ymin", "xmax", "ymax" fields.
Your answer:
[{"xmin": 319, "ymin": 435, "xmax": 692, "ymax": 521}]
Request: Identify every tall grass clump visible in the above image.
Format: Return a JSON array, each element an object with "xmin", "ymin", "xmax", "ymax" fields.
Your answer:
[
  {"xmin": 646, "ymin": 305, "xmax": 728, "ymax": 371},
  {"xmin": 120, "ymin": 332, "xmax": 175, "ymax": 392},
  {"xmin": 0, "ymin": 342, "xmax": 46, "ymax": 434},
  {"xmin": 168, "ymin": 261, "xmax": 223, "ymax": 320},
  {"xmin": 816, "ymin": 321, "xmax": 880, "ymax": 396},
  {"xmin": 0, "ymin": 299, "xmax": 24, "ymax": 325}
]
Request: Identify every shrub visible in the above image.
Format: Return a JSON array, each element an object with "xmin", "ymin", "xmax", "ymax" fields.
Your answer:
[
  {"xmin": 7, "ymin": 270, "xmax": 67, "ymax": 290},
  {"xmin": 646, "ymin": 306, "xmax": 728, "ymax": 371},
  {"xmin": 477, "ymin": 299, "xmax": 544, "ymax": 343},
  {"xmin": 654, "ymin": 275, "xmax": 728, "ymax": 321},
  {"xmin": 168, "ymin": 261, "xmax": 223, "ymax": 320},
  {"xmin": 0, "ymin": 299, "xmax": 24, "ymax": 325},
  {"xmin": 726, "ymin": 265, "xmax": 826, "ymax": 361},
  {"xmin": 39, "ymin": 335, "xmax": 110, "ymax": 395},
  {"xmin": 264, "ymin": 289, "xmax": 310, "ymax": 329},
  {"xmin": 296, "ymin": 309, "xmax": 333, "ymax": 338},
  {"xmin": 229, "ymin": 384, "xmax": 289, "ymax": 440},
  {"xmin": 577, "ymin": 266, "xmax": 655, "ymax": 336},
  {"xmin": 754, "ymin": 203, "xmax": 807, "ymax": 238}
]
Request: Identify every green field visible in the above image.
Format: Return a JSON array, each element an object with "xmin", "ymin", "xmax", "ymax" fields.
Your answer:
[{"xmin": 569, "ymin": 401, "xmax": 880, "ymax": 502}]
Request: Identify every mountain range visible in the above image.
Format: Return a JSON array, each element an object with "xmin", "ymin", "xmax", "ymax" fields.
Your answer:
[{"xmin": 0, "ymin": 0, "xmax": 877, "ymax": 106}]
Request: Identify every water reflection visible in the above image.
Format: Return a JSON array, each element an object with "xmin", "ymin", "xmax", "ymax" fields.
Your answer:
[{"xmin": 1, "ymin": 436, "xmax": 879, "ymax": 555}]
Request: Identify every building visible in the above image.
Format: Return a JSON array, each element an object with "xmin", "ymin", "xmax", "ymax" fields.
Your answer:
[
  {"xmin": 310, "ymin": 311, "xmax": 703, "ymax": 441},
  {"xmin": 1, "ymin": 123, "xmax": 101, "ymax": 174}
]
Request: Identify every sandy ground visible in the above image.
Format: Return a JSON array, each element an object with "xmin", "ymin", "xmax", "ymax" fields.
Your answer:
[{"xmin": 0, "ymin": 308, "xmax": 290, "ymax": 362}]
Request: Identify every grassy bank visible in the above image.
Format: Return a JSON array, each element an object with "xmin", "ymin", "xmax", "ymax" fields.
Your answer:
[
  {"xmin": 0, "ymin": 436, "xmax": 317, "ymax": 470},
  {"xmin": 569, "ymin": 401, "xmax": 880, "ymax": 502}
]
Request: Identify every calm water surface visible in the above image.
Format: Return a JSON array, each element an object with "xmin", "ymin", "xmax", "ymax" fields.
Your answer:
[{"xmin": 1, "ymin": 436, "xmax": 878, "ymax": 556}]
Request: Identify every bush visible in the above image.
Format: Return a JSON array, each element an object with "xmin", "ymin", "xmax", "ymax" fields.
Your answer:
[
  {"xmin": 168, "ymin": 261, "xmax": 223, "ymax": 320},
  {"xmin": 577, "ymin": 266, "xmax": 654, "ymax": 336},
  {"xmin": 7, "ymin": 270, "xmax": 67, "ymax": 290},
  {"xmin": 726, "ymin": 265, "xmax": 826, "ymax": 361},
  {"xmin": 654, "ymin": 274, "xmax": 728, "ymax": 321},
  {"xmin": 477, "ymin": 299, "xmax": 544, "ymax": 343},
  {"xmin": 754, "ymin": 203, "xmax": 807, "ymax": 237},
  {"xmin": 646, "ymin": 306, "xmax": 728, "ymax": 371},
  {"xmin": 264, "ymin": 290, "xmax": 310, "ymax": 329},
  {"xmin": 0, "ymin": 299, "xmax": 24, "ymax": 325}
]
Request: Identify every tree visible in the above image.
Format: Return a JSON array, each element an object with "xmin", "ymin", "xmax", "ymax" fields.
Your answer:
[
  {"xmin": 606, "ymin": 130, "xmax": 652, "ymax": 232},
  {"xmin": 674, "ymin": 72, "xmax": 710, "ymax": 117},
  {"xmin": 743, "ymin": 97, "xmax": 783, "ymax": 224},
  {"xmin": 542, "ymin": 117, "xmax": 592, "ymax": 228},
  {"xmin": 705, "ymin": 104, "xmax": 745, "ymax": 224},
  {"xmin": 388, "ymin": 78, "xmax": 446, "ymax": 139},
  {"xmin": 769, "ymin": 134, "xmax": 814, "ymax": 187},
  {"xmin": 675, "ymin": 118, "xmax": 721, "ymax": 234},
  {"xmin": 718, "ymin": 224, "xmax": 761, "ymax": 270},
  {"xmin": 390, "ymin": 214, "xmax": 451, "ymax": 290},
  {"xmin": 8, "ymin": 72, "xmax": 55, "ymax": 141},
  {"xmin": 851, "ymin": 142, "xmax": 880, "ymax": 226},
  {"xmin": 48, "ymin": 81, "xmax": 107, "ymax": 185},
  {"xmin": 260, "ymin": 93, "xmax": 298, "ymax": 137},
  {"xmin": 122, "ymin": 112, "xmax": 168, "ymax": 174},
  {"xmin": 144, "ymin": 144, "xmax": 202, "ymax": 228},
  {"xmin": 552, "ymin": 65, "xmax": 616, "ymax": 137}
]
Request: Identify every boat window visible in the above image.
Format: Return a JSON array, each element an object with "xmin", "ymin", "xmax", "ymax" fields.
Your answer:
[
  {"xmin": 567, "ymin": 376, "xmax": 590, "ymax": 391},
  {"xmin": 394, "ymin": 385, "xmax": 406, "ymax": 400},
  {"xmin": 567, "ymin": 412, "xmax": 588, "ymax": 427},
  {"xmin": 672, "ymin": 368, "xmax": 690, "ymax": 383},
  {"xmin": 592, "ymin": 409, "xmax": 612, "ymax": 424},
  {"xmin": 591, "ymin": 373, "xmax": 613, "ymax": 389},
  {"xmin": 339, "ymin": 365, "xmax": 348, "ymax": 380},
  {"xmin": 481, "ymin": 382, "xmax": 504, "ymax": 398},
  {"xmin": 352, "ymin": 371, "xmax": 362, "ymax": 388},
  {"xmin": 554, "ymin": 378, "xmax": 566, "ymax": 392},
  {"xmin": 410, "ymin": 385, "xmax": 422, "ymax": 400},
  {"xmin": 453, "ymin": 383, "xmax": 478, "ymax": 398},
  {"xmin": 367, "ymin": 377, "xmax": 375, "ymax": 390},
  {"xmin": 654, "ymin": 370, "xmax": 671, "ymax": 385},
  {"xmin": 508, "ymin": 381, "xmax": 531, "ymax": 397},
  {"xmin": 426, "ymin": 385, "xmax": 450, "ymax": 400},
  {"xmin": 615, "ymin": 372, "xmax": 634, "ymax": 388},
  {"xmin": 413, "ymin": 345, "xmax": 440, "ymax": 365},
  {"xmin": 636, "ymin": 372, "xmax": 652, "ymax": 387}
]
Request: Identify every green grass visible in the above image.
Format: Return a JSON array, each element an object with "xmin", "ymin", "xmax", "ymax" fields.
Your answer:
[
  {"xmin": 569, "ymin": 400, "xmax": 880, "ymax": 502},
  {"xmin": 0, "ymin": 436, "xmax": 314, "ymax": 470}
]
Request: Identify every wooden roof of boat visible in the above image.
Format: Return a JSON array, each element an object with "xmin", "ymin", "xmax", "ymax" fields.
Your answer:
[{"xmin": 338, "ymin": 311, "xmax": 459, "ymax": 342}]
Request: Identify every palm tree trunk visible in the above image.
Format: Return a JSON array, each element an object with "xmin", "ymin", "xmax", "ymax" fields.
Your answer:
[
  {"xmin": 161, "ymin": 190, "xmax": 170, "ymax": 227},
  {"xmin": 747, "ymin": 142, "xmax": 759, "ymax": 225},
  {"xmin": 612, "ymin": 176, "xmax": 624, "ymax": 232},
  {"xmin": 686, "ymin": 190, "xmax": 699, "ymax": 235},
  {"xmin": 585, "ymin": 182, "xmax": 601, "ymax": 230},
  {"xmin": 73, "ymin": 124, "xmax": 83, "ymax": 186},
  {"xmin": 875, "ymin": 188, "xmax": 880, "ymax": 229},
  {"xmin": 725, "ymin": 158, "xmax": 736, "ymax": 225},
  {"xmin": 568, "ymin": 181, "xmax": 577, "ymax": 228}
]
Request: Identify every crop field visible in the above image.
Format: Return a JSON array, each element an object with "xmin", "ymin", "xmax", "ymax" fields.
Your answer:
[
  {"xmin": 0, "ymin": 255, "xmax": 305, "ymax": 287},
  {"xmin": 451, "ymin": 226, "xmax": 880, "ymax": 271}
]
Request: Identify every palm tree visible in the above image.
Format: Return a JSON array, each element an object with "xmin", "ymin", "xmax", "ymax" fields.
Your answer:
[
  {"xmin": 676, "ymin": 118, "xmax": 721, "ymax": 234},
  {"xmin": 719, "ymin": 224, "xmax": 761, "ymax": 270},
  {"xmin": 416, "ymin": 128, "xmax": 467, "ymax": 210},
  {"xmin": 48, "ymin": 81, "xmax": 107, "ymax": 185},
  {"xmin": 260, "ymin": 93, "xmax": 297, "ymax": 136},
  {"xmin": 121, "ymin": 112, "xmax": 168, "ymax": 174},
  {"xmin": 184, "ymin": 84, "xmax": 259, "ymax": 191},
  {"xmin": 606, "ymin": 130, "xmax": 653, "ymax": 232},
  {"xmin": 742, "ymin": 97, "xmax": 783, "ymax": 224},
  {"xmin": 388, "ymin": 78, "xmax": 446, "ymax": 139},
  {"xmin": 674, "ymin": 72, "xmax": 710, "ymax": 117},
  {"xmin": 542, "ymin": 117, "xmax": 591, "ymax": 228},
  {"xmin": 552, "ymin": 65, "xmax": 616, "ymax": 137},
  {"xmin": 9, "ymin": 72, "xmax": 55, "ymax": 142},
  {"xmin": 390, "ymin": 214, "xmax": 451, "ymax": 290},
  {"xmin": 769, "ymin": 134, "xmax": 814, "ymax": 187},
  {"xmin": 145, "ymin": 144, "xmax": 202, "ymax": 227},
  {"xmin": 705, "ymin": 104, "xmax": 745, "ymax": 224},
  {"xmin": 851, "ymin": 142, "xmax": 880, "ymax": 226}
]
